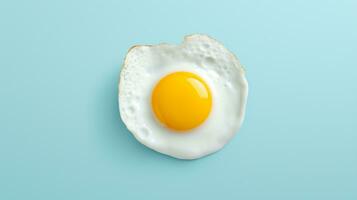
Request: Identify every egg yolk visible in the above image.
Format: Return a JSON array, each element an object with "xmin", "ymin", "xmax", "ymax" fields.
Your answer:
[{"xmin": 151, "ymin": 71, "xmax": 212, "ymax": 132}]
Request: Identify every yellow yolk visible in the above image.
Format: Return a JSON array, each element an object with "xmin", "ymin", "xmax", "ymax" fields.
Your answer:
[{"xmin": 151, "ymin": 72, "xmax": 212, "ymax": 132}]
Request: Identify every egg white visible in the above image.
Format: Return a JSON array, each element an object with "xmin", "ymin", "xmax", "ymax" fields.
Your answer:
[{"xmin": 119, "ymin": 34, "xmax": 248, "ymax": 159}]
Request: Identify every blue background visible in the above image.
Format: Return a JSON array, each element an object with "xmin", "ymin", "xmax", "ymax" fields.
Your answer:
[{"xmin": 1, "ymin": 0, "xmax": 356, "ymax": 199}]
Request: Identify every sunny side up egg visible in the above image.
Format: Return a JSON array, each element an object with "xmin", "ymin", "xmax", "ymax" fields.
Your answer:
[{"xmin": 119, "ymin": 34, "xmax": 248, "ymax": 159}]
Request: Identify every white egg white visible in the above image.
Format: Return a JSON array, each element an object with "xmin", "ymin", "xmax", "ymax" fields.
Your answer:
[{"xmin": 119, "ymin": 34, "xmax": 248, "ymax": 159}]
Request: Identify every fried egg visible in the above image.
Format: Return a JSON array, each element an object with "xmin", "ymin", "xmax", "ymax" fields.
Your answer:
[{"xmin": 119, "ymin": 34, "xmax": 248, "ymax": 159}]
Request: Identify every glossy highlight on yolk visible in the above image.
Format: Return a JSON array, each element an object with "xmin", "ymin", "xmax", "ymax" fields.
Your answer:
[{"xmin": 151, "ymin": 71, "xmax": 212, "ymax": 132}]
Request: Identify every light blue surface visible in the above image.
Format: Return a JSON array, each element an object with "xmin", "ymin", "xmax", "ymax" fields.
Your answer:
[{"xmin": 1, "ymin": 0, "xmax": 356, "ymax": 199}]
